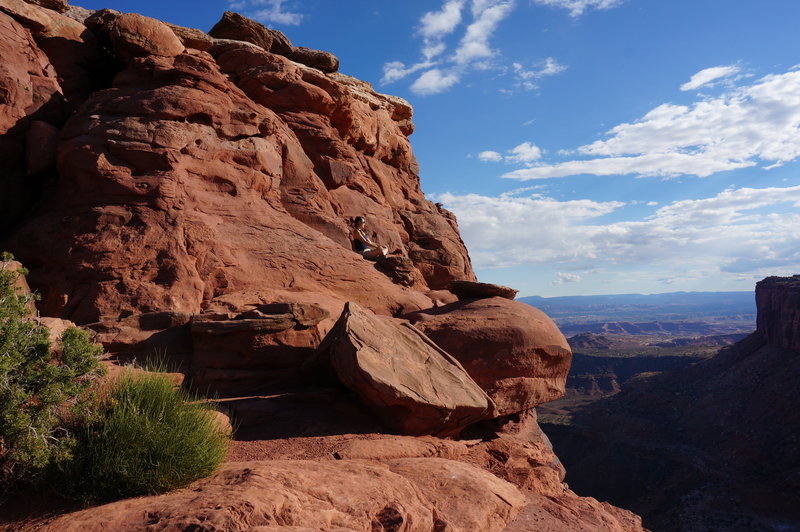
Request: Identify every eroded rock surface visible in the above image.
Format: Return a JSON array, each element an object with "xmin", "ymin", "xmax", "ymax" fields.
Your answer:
[
  {"xmin": 406, "ymin": 297, "xmax": 572, "ymax": 416},
  {"xmin": 318, "ymin": 302, "xmax": 491, "ymax": 436},
  {"xmin": 38, "ymin": 459, "xmax": 525, "ymax": 532},
  {"xmin": 0, "ymin": 8, "xmax": 647, "ymax": 532}
]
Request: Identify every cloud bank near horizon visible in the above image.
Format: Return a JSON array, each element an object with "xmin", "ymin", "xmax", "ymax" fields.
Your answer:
[{"xmin": 432, "ymin": 185, "xmax": 800, "ymax": 286}]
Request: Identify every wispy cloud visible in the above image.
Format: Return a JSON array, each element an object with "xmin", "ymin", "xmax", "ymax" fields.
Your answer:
[
  {"xmin": 432, "ymin": 185, "xmax": 800, "ymax": 283},
  {"xmin": 531, "ymin": 0, "xmax": 626, "ymax": 17},
  {"xmin": 554, "ymin": 272, "xmax": 582, "ymax": 284},
  {"xmin": 511, "ymin": 57, "xmax": 567, "ymax": 90},
  {"xmin": 680, "ymin": 64, "xmax": 741, "ymax": 91},
  {"xmin": 453, "ymin": 1, "xmax": 515, "ymax": 65},
  {"xmin": 382, "ymin": 0, "xmax": 582, "ymax": 95},
  {"xmin": 503, "ymin": 68, "xmax": 800, "ymax": 180},
  {"xmin": 477, "ymin": 141, "xmax": 543, "ymax": 163},
  {"xmin": 228, "ymin": 0, "xmax": 304, "ymax": 25}
]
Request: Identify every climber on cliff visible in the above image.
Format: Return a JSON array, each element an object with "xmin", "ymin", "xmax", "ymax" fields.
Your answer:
[{"xmin": 350, "ymin": 216, "xmax": 389, "ymax": 260}]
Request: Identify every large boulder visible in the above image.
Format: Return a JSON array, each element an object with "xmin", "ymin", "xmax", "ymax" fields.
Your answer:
[
  {"xmin": 448, "ymin": 279, "xmax": 517, "ymax": 300},
  {"xmin": 107, "ymin": 12, "xmax": 184, "ymax": 61},
  {"xmin": 208, "ymin": 10, "xmax": 292, "ymax": 55},
  {"xmin": 317, "ymin": 302, "xmax": 492, "ymax": 436},
  {"xmin": 405, "ymin": 297, "xmax": 572, "ymax": 417},
  {"xmin": 38, "ymin": 459, "xmax": 526, "ymax": 532},
  {"xmin": 288, "ymin": 45, "xmax": 339, "ymax": 73},
  {"xmin": 165, "ymin": 22, "xmax": 213, "ymax": 51}
]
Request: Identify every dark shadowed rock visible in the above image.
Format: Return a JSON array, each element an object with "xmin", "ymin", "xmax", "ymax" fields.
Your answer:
[
  {"xmin": 22, "ymin": 0, "xmax": 68, "ymax": 13},
  {"xmin": 756, "ymin": 274, "xmax": 800, "ymax": 352},
  {"xmin": 208, "ymin": 10, "xmax": 292, "ymax": 55},
  {"xmin": 405, "ymin": 297, "xmax": 571, "ymax": 417},
  {"xmin": 318, "ymin": 302, "xmax": 492, "ymax": 436},
  {"xmin": 288, "ymin": 45, "xmax": 339, "ymax": 72},
  {"xmin": 448, "ymin": 279, "xmax": 518, "ymax": 300},
  {"xmin": 25, "ymin": 119, "xmax": 58, "ymax": 175}
]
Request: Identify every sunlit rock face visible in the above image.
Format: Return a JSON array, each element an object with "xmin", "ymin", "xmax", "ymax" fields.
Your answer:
[
  {"xmin": 0, "ymin": 5, "xmax": 647, "ymax": 531},
  {"xmin": 2, "ymin": 4, "xmax": 475, "ymax": 325}
]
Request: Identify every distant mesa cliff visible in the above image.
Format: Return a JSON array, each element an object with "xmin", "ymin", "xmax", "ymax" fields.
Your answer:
[
  {"xmin": 756, "ymin": 274, "xmax": 800, "ymax": 352},
  {"xmin": 542, "ymin": 275, "xmax": 800, "ymax": 531}
]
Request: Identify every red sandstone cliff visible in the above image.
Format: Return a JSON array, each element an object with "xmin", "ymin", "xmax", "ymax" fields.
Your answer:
[
  {"xmin": 542, "ymin": 276, "xmax": 800, "ymax": 531},
  {"xmin": 0, "ymin": 2, "xmax": 646, "ymax": 530}
]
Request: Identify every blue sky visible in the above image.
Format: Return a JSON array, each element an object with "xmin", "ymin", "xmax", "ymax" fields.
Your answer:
[{"xmin": 76, "ymin": 0, "xmax": 800, "ymax": 297}]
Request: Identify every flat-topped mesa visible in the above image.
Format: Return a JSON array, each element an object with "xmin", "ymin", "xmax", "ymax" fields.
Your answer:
[
  {"xmin": 755, "ymin": 274, "xmax": 800, "ymax": 352},
  {"xmin": 1, "ymin": 5, "xmax": 475, "ymax": 324}
]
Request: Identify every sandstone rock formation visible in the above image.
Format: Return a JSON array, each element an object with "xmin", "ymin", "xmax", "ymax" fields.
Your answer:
[
  {"xmin": 4, "ymin": 1, "xmax": 475, "ymax": 326},
  {"xmin": 448, "ymin": 279, "xmax": 518, "ymax": 300},
  {"xmin": 0, "ymin": 5, "xmax": 646, "ymax": 531},
  {"xmin": 36, "ymin": 459, "xmax": 527, "ymax": 531},
  {"xmin": 406, "ymin": 297, "xmax": 572, "ymax": 416},
  {"xmin": 318, "ymin": 302, "xmax": 491, "ymax": 436}
]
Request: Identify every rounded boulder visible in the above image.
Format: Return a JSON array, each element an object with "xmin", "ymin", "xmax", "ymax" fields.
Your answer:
[{"xmin": 405, "ymin": 297, "xmax": 571, "ymax": 417}]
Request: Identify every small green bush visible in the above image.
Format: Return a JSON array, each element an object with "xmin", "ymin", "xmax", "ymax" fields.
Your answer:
[
  {"xmin": 0, "ymin": 255, "xmax": 104, "ymax": 495},
  {"xmin": 66, "ymin": 370, "xmax": 230, "ymax": 504}
]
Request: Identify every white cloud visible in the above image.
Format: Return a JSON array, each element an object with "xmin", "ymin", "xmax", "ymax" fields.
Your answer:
[
  {"xmin": 680, "ymin": 65, "xmax": 741, "ymax": 91},
  {"xmin": 233, "ymin": 0, "xmax": 304, "ymax": 25},
  {"xmin": 477, "ymin": 141, "xmax": 543, "ymax": 163},
  {"xmin": 504, "ymin": 69, "xmax": 800, "ymax": 180},
  {"xmin": 478, "ymin": 150, "xmax": 504, "ymax": 161},
  {"xmin": 507, "ymin": 141, "xmax": 542, "ymax": 162},
  {"xmin": 410, "ymin": 69, "xmax": 461, "ymax": 95},
  {"xmin": 420, "ymin": 0, "xmax": 465, "ymax": 39},
  {"xmin": 532, "ymin": 0, "xmax": 626, "ymax": 17},
  {"xmin": 647, "ymin": 201, "xmax": 658, "ymax": 206},
  {"xmin": 381, "ymin": 61, "xmax": 435, "ymax": 84},
  {"xmin": 453, "ymin": 1, "xmax": 515, "ymax": 65},
  {"xmin": 553, "ymin": 272, "xmax": 582, "ymax": 284},
  {"xmin": 432, "ymin": 185, "xmax": 800, "ymax": 283}
]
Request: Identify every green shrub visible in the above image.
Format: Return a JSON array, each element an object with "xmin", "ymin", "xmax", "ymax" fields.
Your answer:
[
  {"xmin": 66, "ymin": 370, "xmax": 230, "ymax": 504},
  {"xmin": 0, "ymin": 255, "xmax": 104, "ymax": 495}
]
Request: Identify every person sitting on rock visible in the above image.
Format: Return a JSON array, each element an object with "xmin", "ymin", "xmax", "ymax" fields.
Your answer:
[{"xmin": 350, "ymin": 216, "xmax": 388, "ymax": 260}]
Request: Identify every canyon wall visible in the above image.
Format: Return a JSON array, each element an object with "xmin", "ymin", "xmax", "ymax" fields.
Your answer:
[{"xmin": 542, "ymin": 275, "xmax": 800, "ymax": 531}]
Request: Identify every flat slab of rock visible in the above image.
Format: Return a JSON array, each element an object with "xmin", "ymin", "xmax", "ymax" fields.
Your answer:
[
  {"xmin": 405, "ymin": 297, "xmax": 571, "ymax": 417},
  {"xmin": 38, "ymin": 459, "xmax": 525, "ymax": 532},
  {"xmin": 448, "ymin": 279, "xmax": 518, "ymax": 300},
  {"xmin": 318, "ymin": 302, "xmax": 492, "ymax": 436}
]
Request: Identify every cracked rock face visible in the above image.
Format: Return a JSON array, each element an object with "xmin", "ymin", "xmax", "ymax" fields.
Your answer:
[
  {"xmin": 318, "ymin": 302, "xmax": 492, "ymax": 436},
  {"xmin": 5, "ymin": 5, "xmax": 474, "ymax": 325}
]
